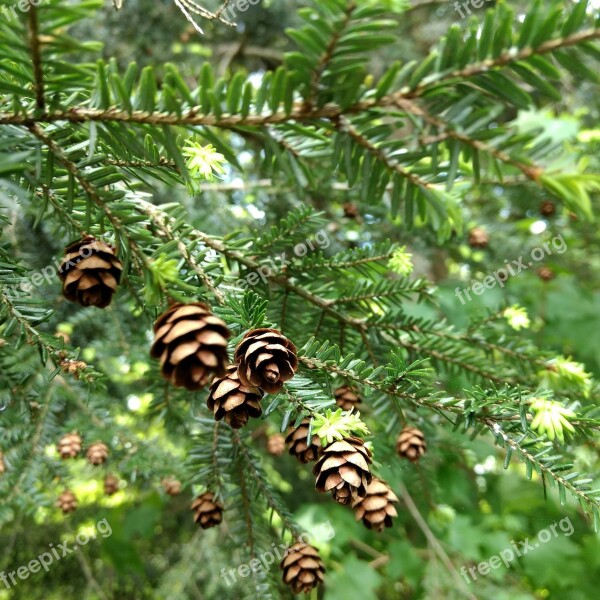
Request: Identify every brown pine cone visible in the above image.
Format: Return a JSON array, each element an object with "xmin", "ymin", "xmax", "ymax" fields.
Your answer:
[
  {"xmin": 538, "ymin": 267, "xmax": 555, "ymax": 281},
  {"xmin": 396, "ymin": 426, "xmax": 426, "ymax": 462},
  {"xmin": 280, "ymin": 542, "xmax": 325, "ymax": 595},
  {"xmin": 343, "ymin": 202, "xmax": 360, "ymax": 219},
  {"xmin": 234, "ymin": 328, "xmax": 298, "ymax": 394},
  {"xmin": 267, "ymin": 433, "xmax": 286, "ymax": 456},
  {"xmin": 191, "ymin": 492, "xmax": 223, "ymax": 529},
  {"xmin": 468, "ymin": 227, "xmax": 489, "ymax": 249},
  {"xmin": 540, "ymin": 200, "xmax": 556, "ymax": 217},
  {"xmin": 162, "ymin": 478, "xmax": 182, "ymax": 496},
  {"xmin": 104, "ymin": 474, "xmax": 120, "ymax": 496},
  {"xmin": 334, "ymin": 385, "xmax": 362, "ymax": 411},
  {"xmin": 0, "ymin": 450, "xmax": 5, "ymax": 475},
  {"xmin": 285, "ymin": 419, "xmax": 320, "ymax": 464},
  {"xmin": 352, "ymin": 478, "xmax": 399, "ymax": 532},
  {"xmin": 57, "ymin": 433, "xmax": 82, "ymax": 459},
  {"xmin": 151, "ymin": 302, "xmax": 231, "ymax": 390},
  {"xmin": 207, "ymin": 365, "xmax": 264, "ymax": 429},
  {"xmin": 57, "ymin": 489, "xmax": 77, "ymax": 514},
  {"xmin": 313, "ymin": 436, "xmax": 372, "ymax": 505},
  {"xmin": 58, "ymin": 235, "xmax": 123, "ymax": 308},
  {"xmin": 86, "ymin": 442, "xmax": 109, "ymax": 466}
]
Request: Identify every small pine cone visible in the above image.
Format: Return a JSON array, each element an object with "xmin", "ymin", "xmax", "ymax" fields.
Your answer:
[
  {"xmin": 207, "ymin": 365, "xmax": 264, "ymax": 429},
  {"xmin": 57, "ymin": 433, "xmax": 82, "ymax": 459},
  {"xmin": 396, "ymin": 426, "xmax": 426, "ymax": 462},
  {"xmin": 234, "ymin": 328, "xmax": 298, "ymax": 394},
  {"xmin": 334, "ymin": 385, "xmax": 362, "ymax": 411},
  {"xmin": 191, "ymin": 492, "xmax": 223, "ymax": 529},
  {"xmin": 86, "ymin": 442, "xmax": 109, "ymax": 466},
  {"xmin": 352, "ymin": 478, "xmax": 399, "ymax": 532},
  {"xmin": 57, "ymin": 489, "xmax": 77, "ymax": 514},
  {"xmin": 285, "ymin": 419, "xmax": 320, "ymax": 464},
  {"xmin": 468, "ymin": 227, "xmax": 489, "ymax": 249},
  {"xmin": 343, "ymin": 202, "xmax": 360, "ymax": 219},
  {"xmin": 58, "ymin": 235, "xmax": 123, "ymax": 308},
  {"xmin": 162, "ymin": 478, "xmax": 182, "ymax": 496},
  {"xmin": 0, "ymin": 451, "xmax": 5, "ymax": 475},
  {"xmin": 267, "ymin": 433, "xmax": 286, "ymax": 456},
  {"xmin": 540, "ymin": 200, "xmax": 556, "ymax": 217},
  {"xmin": 280, "ymin": 542, "xmax": 325, "ymax": 595},
  {"xmin": 538, "ymin": 267, "xmax": 555, "ymax": 281},
  {"xmin": 151, "ymin": 302, "xmax": 231, "ymax": 391},
  {"xmin": 313, "ymin": 436, "xmax": 372, "ymax": 505},
  {"xmin": 104, "ymin": 474, "xmax": 120, "ymax": 496}
]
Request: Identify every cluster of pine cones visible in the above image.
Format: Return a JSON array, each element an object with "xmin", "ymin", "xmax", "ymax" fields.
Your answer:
[
  {"xmin": 53, "ymin": 432, "xmax": 182, "ymax": 514},
  {"xmin": 54, "ymin": 235, "xmax": 429, "ymax": 595}
]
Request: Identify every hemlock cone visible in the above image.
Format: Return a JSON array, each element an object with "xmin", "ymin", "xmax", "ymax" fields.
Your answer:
[
  {"xmin": 234, "ymin": 328, "xmax": 298, "ymax": 394},
  {"xmin": 151, "ymin": 302, "xmax": 230, "ymax": 390},
  {"xmin": 162, "ymin": 478, "xmax": 182, "ymax": 496},
  {"xmin": 352, "ymin": 478, "xmax": 399, "ymax": 532},
  {"xmin": 57, "ymin": 490, "xmax": 77, "ymax": 514},
  {"xmin": 86, "ymin": 442, "xmax": 109, "ymax": 466},
  {"xmin": 396, "ymin": 427, "xmax": 427, "ymax": 462},
  {"xmin": 286, "ymin": 419, "xmax": 321, "ymax": 463},
  {"xmin": 280, "ymin": 542, "xmax": 325, "ymax": 594},
  {"xmin": 267, "ymin": 433, "xmax": 286, "ymax": 456},
  {"xmin": 57, "ymin": 433, "xmax": 82, "ymax": 459},
  {"xmin": 191, "ymin": 492, "xmax": 223, "ymax": 529},
  {"xmin": 468, "ymin": 227, "xmax": 490, "ymax": 249},
  {"xmin": 313, "ymin": 436, "xmax": 372, "ymax": 505},
  {"xmin": 58, "ymin": 235, "xmax": 123, "ymax": 308},
  {"xmin": 206, "ymin": 365, "xmax": 264, "ymax": 429},
  {"xmin": 334, "ymin": 385, "xmax": 362, "ymax": 411},
  {"xmin": 104, "ymin": 474, "xmax": 119, "ymax": 496}
]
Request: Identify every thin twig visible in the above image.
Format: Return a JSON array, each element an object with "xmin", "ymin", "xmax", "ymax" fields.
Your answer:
[
  {"xmin": 27, "ymin": 5, "xmax": 45, "ymax": 110},
  {"xmin": 398, "ymin": 481, "xmax": 479, "ymax": 600}
]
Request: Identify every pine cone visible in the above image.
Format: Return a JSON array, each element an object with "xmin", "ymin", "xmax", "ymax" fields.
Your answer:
[
  {"xmin": 343, "ymin": 202, "xmax": 360, "ymax": 219},
  {"xmin": 58, "ymin": 235, "xmax": 123, "ymax": 308},
  {"xmin": 0, "ymin": 450, "xmax": 5, "ymax": 475},
  {"xmin": 540, "ymin": 200, "xmax": 556, "ymax": 217},
  {"xmin": 352, "ymin": 478, "xmax": 399, "ymax": 532},
  {"xmin": 396, "ymin": 426, "xmax": 426, "ymax": 462},
  {"xmin": 313, "ymin": 436, "xmax": 372, "ymax": 505},
  {"xmin": 267, "ymin": 433, "xmax": 286, "ymax": 456},
  {"xmin": 207, "ymin": 365, "xmax": 264, "ymax": 429},
  {"xmin": 538, "ymin": 267, "xmax": 555, "ymax": 281},
  {"xmin": 280, "ymin": 542, "xmax": 325, "ymax": 595},
  {"xmin": 334, "ymin": 385, "xmax": 362, "ymax": 411},
  {"xmin": 57, "ymin": 433, "xmax": 82, "ymax": 459},
  {"xmin": 468, "ymin": 227, "xmax": 489, "ymax": 249},
  {"xmin": 285, "ymin": 419, "xmax": 320, "ymax": 464},
  {"xmin": 151, "ymin": 302, "xmax": 231, "ymax": 390},
  {"xmin": 86, "ymin": 442, "xmax": 109, "ymax": 466},
  {"xmin": 234, "ymin": 328, "xmax": 298, "ymax": 394},
  {"xmin": 191, "ymin": 492, "xmax": 223, "ymax": 529},
  {"xmin": 104, "ymin": 474, "xmax": 120, "ymax": 496},
  {"xmin": 57, "ymin": 489, "xmax": 77, "ymax": 514},
  {"xmin": 162, "ymin": 478, "xmax": 182, "ymax": 496}
]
